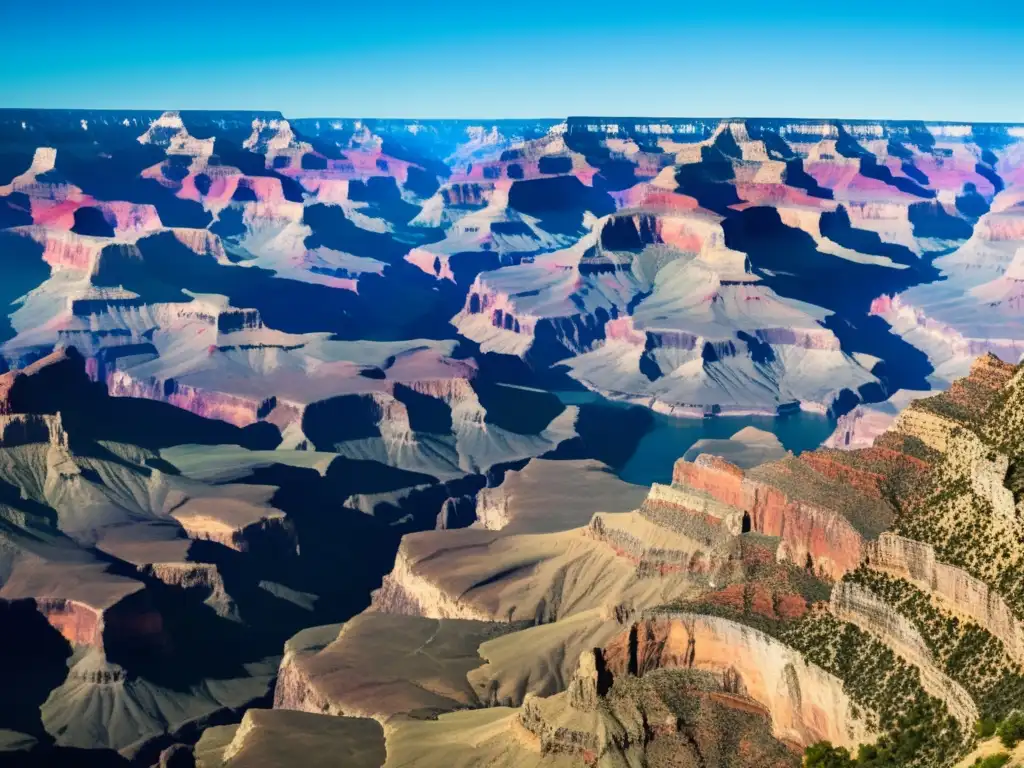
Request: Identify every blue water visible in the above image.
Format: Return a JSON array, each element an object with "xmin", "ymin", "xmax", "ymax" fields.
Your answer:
[{"xmin": 553, "ymin": 390, "xmax": 835, "ymax": 487}]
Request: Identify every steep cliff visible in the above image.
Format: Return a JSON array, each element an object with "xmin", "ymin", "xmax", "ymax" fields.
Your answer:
[
  {"xmin": 601, "ymin": 612, "xmax": 873, "ymax": 749},
  {"xmin": 829, "ymin": 581, "xmax": 978, "ymax": 728}
]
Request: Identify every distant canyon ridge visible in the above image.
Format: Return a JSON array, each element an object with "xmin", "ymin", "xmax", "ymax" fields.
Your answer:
[{"xmin": 1, "ymin": 111, "xmax": 1022, "ymax": 434}]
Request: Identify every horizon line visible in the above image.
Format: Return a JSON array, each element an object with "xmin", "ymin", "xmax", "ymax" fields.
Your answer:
[{"xmin": 2, "ymin": 108, "xmax": 1024, "ymax": 127}]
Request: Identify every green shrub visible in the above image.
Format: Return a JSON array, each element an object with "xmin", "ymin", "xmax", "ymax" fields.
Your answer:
[
  {"xmin": 804, "ymin": 741, "xmax": 855, "ymax": 768},
  {"xmin": 978, "ymin": 718, "xmax": 999, "ymax": 738},
  {"xmin": 973, "ymin": 753, "xmax": 1011, "ymax": 768},
  {"xmin": 998, "ymin": 711, "xmax": 1024, "ymax": 748}
]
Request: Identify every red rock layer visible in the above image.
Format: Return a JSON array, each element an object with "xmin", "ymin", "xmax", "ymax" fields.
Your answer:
[{"xmin": 672, "ymin": 455, "xmax": 867, "ymax": 579}]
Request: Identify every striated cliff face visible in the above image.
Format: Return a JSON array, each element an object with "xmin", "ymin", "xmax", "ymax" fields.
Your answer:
[
  {"xmin": 601, "ymin": 613, "xmax": 873, "ymax": 750},
  {"xmin": 24, "ymin": 591, "xmax": 165, "ymax": 652},
  {"xmin": 107, "ymin": 370, "xmax": 274, "ymax": 428},
  {"xmin": 272, "ymin": 624, "xmax": 346, "ymax": 716},
  {"xmin": 671, "ymin": 454, "xmax": 866, "ymax": 579},
  {"xmin": 829, "ymin": 581, "xmax": 979, "ymax": 728},
  {"xmin": 589, "ymin": 508, "xmax": 739, "ymax": 579},
  {"xmin": 644, "ymin": 481, "xmax": 745, "ymax": 529},
  {"xmin": 867, "ymin": 532, "xmax": 1024, "ymax": 667},
  {"xmin": 31, "ymin": 597, "xmax": 105, "ymax": 647},
  {"xmin": 370, "ymin": 546, "xmax": 495, "ymax": 621},
  {"xmin": 945, "ymin": 430, "xmax": 1017, "ymax": 523}
]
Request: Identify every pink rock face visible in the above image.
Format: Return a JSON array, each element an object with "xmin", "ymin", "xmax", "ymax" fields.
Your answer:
[
  {"xmin": 749, "ymin": 487, "xmax": 864, "ymax": 578},
  {"xmin": 300, "ymin": 177, "xmax": 350, "ymax": 203},
  {"xmin": 908, "ymin": 155, "xmax": 997, "ymax": 197},
  {"xmin": 245, "ymin": 176, "xmax": 287, "ymax": 203},
  {"xmin": 30, "ymin": 197, "xmax": 161, "ymax": 236},
  {"xmin": 604, "ymin": 316, "xmax": 647, "ymax": 346},
  {"xmin": 107, "ymin": 371, "xmax": 264, "ymax": 427},
  {"xmin": 804, "ymin": 162, "xmax": 921, "ymax": 203},
  {"xmin": 405, "ymin": 247, "xmax": 455, "ymax": 281},
  {"xmin": 100, "ymin": 201, "xmax": 163, "ymax": 234},
  {"xmin": 869, "ymin": 294, "xmax": 896, "ymax": 316},
  {"xmin": 30, "ymin": 198, "xmax": 82, "ymax": 230},
  {"xmin": 978, "ymin": 214, "xmax": 1024, "ymax": 242},
  {"xmin": 34, "ymin": 230, "xmax": 105, "ymax": 270},
  {"xmin": 674, "ymin": 455, "xmax": 746, "ymax": 508},
  {"xmin": 655, "ymin": 218, "xmax": 710, "ymax": 253},
  {"xmin": 611, "ymin": 185, "xmax": 701, "ymax": 212},
  {"xmin": 732, "ymin": 183, "xmax": 835, "ymax": 210},
  {"xmin": 672, "ymin": 455, "xmax": 865, "ymax": 579},
  {"xmin": 287, "ymin": 150, "xmax": 411, "ymax": 184}
]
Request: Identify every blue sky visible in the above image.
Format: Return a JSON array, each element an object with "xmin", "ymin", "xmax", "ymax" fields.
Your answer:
[{"xmin": 1, "ymin": 0, "xmax": 1021, "ymax": 121}]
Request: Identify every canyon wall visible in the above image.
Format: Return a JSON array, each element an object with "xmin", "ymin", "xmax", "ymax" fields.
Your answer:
[
  {"xmin": 602, "ymin": 612, "xmax": 874, "ymax": 750},
  {"xmin": 671, "ymin": 455, "xmax": 866, "ymax": 578},
  {"xmin": 830, "ymin": 581, "xmax": 978, "ymax": 728},
  {"xmin": 272, "ymin": 625, "xmax": 346, "ymax": 716},
  {"xmin": 867, "ymin": 532, "xmax": 1024, "ymax": 666},
  {"xmin": 945, "ymin": 430, "xmax": 1018, "ymax": 523},
  {"xmin": 370, "ymin": 547, "xmax": 494, "ymax": 621}
]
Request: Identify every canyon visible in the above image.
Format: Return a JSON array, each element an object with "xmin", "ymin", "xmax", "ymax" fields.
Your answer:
[{"xmin": 2, "ymin": 110, "xmax": 1024, "ymax": 767}]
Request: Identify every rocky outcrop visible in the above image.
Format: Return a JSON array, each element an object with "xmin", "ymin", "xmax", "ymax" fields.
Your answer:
[
  {"xmin": 142, "ymin": 563, "xmax": 238, "ymax": 620},
  {"xmin": 137, "ymin": 112, "xmax": 215, "ymax": 157},
  {"xmin": 369, "ymin": 547, "xmax": 494, "ymax": 620},
  {"xmin": 436, "ymin": 495, "xmax": 477, "ymax": 530},
  {"xmin": 272, "ymin": 624, "xmax": 344, "ymax": 715},
  {"xmin": 474, "ymin": 485, "xmax": 511, "ymax": 530},
  {"xmin": 829, "ymin": 581, "xmax": 979, "ymax": 728},
  {"xmin": 589, "ymin": 510, "xmax": 738, "ymax": 577},
  {"xmin": 867, "ymin": 532, "xmax": 1024, "ymax": 666},
  {"xmin": 946, "ymin": 430, "xmax": 1017, "ymax": 523},
  {"xmin": 170, "ymin": 509, "xmax": 297, "ymax": 556},
  {"xmin": 671, "ymin": 454, "xmax": 867, "ymax": 578},
  {"xmin": 0, "ymin": 413, "xmax": 68, "ymax": 448},
  {"xmin": 31, "ymin": 597, "xmax": 106, "ymax": 647},
  {"xmin": 566, "ymin": 650, "xmax": 607, "ymax": 712},
  {"xmin": 517, "ymin": 694, "xmax": 602, "ymax": 757},
  {"xmin": 602, "ymin": 613, "xmax": 873, "ymax": 749},
  {"xmin": 28, "ymin": 591, "xmax": 165, "ymax": 652},
  {"xmin": 194, "ymin": 708, "xmax": 385, "ymax": 768},
  {"xmin": 643, "ymin": 482, "xmax": 744, "ymax": 529}
]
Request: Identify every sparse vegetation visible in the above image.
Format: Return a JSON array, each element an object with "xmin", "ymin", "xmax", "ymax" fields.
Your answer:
[
  {"xmin": 998, "ymin": 712, "xmax": 1024, "ymax": 749},
  {"xmin": 845, "ymin": 568, "xmax": 1024, "ymax": 721},
  {"xmin": 972, "ymin": 753, "xmax": 1011, "ymax": 768},
  {"xmin": 782, "ymin": 612, "xmax": 964, "ymax": 767}
]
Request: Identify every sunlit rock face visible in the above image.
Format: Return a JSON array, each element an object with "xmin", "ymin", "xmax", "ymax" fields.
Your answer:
[
  {"xmin": 601, "ymin": 613, "xmax": 873, "ymax": 749},
  {"xmin": 829, "ymin": 580, "xmax": 978, "ymax": 728},
  {"xmin": 670, "ymin": 453, "xmax": 870, "ymax": 579}
]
